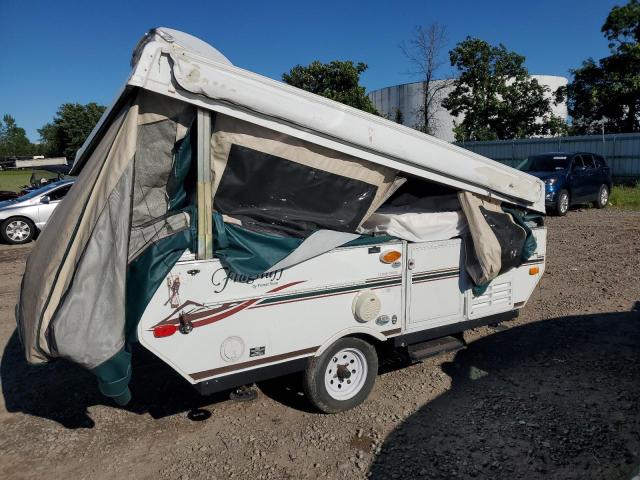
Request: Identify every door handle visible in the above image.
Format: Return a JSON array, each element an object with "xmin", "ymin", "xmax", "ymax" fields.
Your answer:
[{"xmin": 408, "ymin": 259, "xmax": 415, "ymax": 270}]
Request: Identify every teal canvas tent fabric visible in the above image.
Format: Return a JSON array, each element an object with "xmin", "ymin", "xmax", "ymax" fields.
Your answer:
[
  {"xmin": 97, "ymin": 111, "xmax": 198, "ymax": 405},
  {"xmin": 17, "ymin": 91, "xmax": 197, "ymax": 405},
  {"xmin": 212, "ymin": 212, "xmax": 397, "ymax": 279}
]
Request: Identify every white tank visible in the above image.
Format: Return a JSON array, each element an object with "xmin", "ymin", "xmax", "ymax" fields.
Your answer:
[{"xmin": 368, "ymin": 75, "xmax": 568, "ymax": 142}]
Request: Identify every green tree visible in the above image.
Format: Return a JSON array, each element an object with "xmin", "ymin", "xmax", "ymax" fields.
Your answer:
[
  {"xmin": 282, "ymin": 61, "xmax": 378, "ymax": 114},
  {"xmin": 39, "ymin": 102, "xmax": 106, "ymax": 161},
  {"xmin": 442, "ymin": 37, "xmax": 562, "ymax": 141},
  {"xmin": 0, "ymin": 114, "xmax": 34, "ymax": 158},
  {"xmin": 561, "ymin": 0, "xmax": 640, "ymax": 134}
]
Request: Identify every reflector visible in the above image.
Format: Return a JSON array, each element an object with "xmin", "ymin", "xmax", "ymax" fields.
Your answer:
[
  {"xmin": 529, "ymin": 266, "xmax": 540, "ymax": 275},
  {"xmin": 380, "ymin": 250, "xmax": 402, "ymax": 264},
  {"xmin": 154, "ymin": 324, "xmax": 178, "ymax": 338}
]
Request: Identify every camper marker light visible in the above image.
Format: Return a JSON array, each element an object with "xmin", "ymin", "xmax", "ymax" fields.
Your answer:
[
  {"xmin": 529, "ymin": 266, "xmax": 540, "ymax": 275},
  {"xmin": 380, "ymin": 250, "xmax": 402, "ymax": 264},
  {"xmin": 154, "ymin": 324, "xmax": 178, "ymax": 338}
]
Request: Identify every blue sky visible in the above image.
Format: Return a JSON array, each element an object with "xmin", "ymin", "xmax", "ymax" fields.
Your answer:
[{"xmin": 0, "ymin": 0, "xmax": 621, "ymax": 141}]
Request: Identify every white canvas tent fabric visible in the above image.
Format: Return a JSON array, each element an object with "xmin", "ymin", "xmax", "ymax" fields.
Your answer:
[
  {"xmin": 458, "ymin": 191, "xmax": 528, "ymax": 286},
  {"xmin": 359, "ymin": 194, "xmax": 468, "ymax": 243},
  {"xmin": 266, "ymin": 230, "xmax": 361, "ymax": 273},
  {"xmin": 18, "ymin": 91, "xmax": 194, "ymax": 368},
  {"xmin": 116, "ymin": 28, "xmax": 544, "ymax": 212}
]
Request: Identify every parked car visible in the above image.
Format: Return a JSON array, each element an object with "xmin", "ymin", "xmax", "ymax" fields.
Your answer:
[
  {"xmin": 518, "ymin": 152, "xmax": 612, "ymax": 215},
  {"xmin": 0, "ymin": 179, "xmax": 74, "ymax": 244}
]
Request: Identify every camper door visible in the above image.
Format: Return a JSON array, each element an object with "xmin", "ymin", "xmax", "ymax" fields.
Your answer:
[{"xmin": 406, "ymin": 239, "xmax": 465, "ymax": 331}]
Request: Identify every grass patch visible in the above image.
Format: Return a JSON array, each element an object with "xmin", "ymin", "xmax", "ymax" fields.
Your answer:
[
  {"xmin": 0, "ymin": 170, "xmax": 59, "ymax": 192},
  {"xmin": 610, "ymin": 184, "xmax": 640, "ymax": 210}
]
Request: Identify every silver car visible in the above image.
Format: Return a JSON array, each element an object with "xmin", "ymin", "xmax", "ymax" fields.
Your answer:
[{"xmin": 0, "ymin": 179, "xmax": 75, "ymax": 244}]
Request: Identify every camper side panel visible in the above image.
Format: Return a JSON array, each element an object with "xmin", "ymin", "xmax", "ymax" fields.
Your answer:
[{"xmin": 137, "ymin": 242, "xmax": 405, "ymax": 384}]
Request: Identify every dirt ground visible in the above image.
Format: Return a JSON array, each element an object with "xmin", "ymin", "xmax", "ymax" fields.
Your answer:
[{"xmin": 1, "ymin": 208, "xmax": 639, "ymax": 480}]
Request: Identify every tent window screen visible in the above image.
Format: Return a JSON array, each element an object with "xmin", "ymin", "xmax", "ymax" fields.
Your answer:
[{"xmin": 214, "ymin": 144, "xmax": 377, "ymax": 236}]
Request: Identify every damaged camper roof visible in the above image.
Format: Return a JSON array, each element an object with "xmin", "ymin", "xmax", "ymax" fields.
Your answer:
[{"xmin": 74, "ymin": 27, "xmax": 545, "ymax": 213}]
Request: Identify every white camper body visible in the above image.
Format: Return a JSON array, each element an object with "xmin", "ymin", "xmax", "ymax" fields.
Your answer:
[
  {"xmin": 138, "ymin": 232, "xmax": 545, "ymax": 396},
  {"xmin": 18, "ymin": 28, "xmax": 547, "ymax": 412},
  {"xmin": 113, "ymin": 28, "xmax": 546, "ymax": 409}
]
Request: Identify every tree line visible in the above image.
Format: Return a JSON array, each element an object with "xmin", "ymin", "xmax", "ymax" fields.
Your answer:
[
  {"xmin": 284, "ymin": 0, "xmax": 639, "ymax": 141},
  {"xmin": 0, "ymin": 103, "xmax": 105, "ymax": 163},
  {"xmin": 1, "ymin": 0, "xmax": 637, "ymax": 161}
]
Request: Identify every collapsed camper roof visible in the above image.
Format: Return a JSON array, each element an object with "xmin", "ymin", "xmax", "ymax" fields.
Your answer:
[{"xmin": 74, "ymin": 27, "xmax": 545, "ymax": 213}]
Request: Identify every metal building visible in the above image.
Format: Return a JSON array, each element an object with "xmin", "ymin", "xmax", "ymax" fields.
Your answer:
[{"xmin": 368, "ymin": 75, "xmax": 568, "ymax": 142}]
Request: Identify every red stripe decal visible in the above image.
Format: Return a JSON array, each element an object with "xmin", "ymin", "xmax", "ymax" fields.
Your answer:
[{"xmin": 149, "ymin": 281, "xmax": 305, "ymax": 331}]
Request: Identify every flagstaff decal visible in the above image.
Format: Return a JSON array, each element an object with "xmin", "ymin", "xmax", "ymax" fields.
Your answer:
[{"xmin": 211, "ymin": 267, "xmax": 285, "ymax": 293}]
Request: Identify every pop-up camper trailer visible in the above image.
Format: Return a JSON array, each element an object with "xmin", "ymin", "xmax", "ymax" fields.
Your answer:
[{"xmin": 17, "ymin": 28, "xmax": 546, "ymax": 413}]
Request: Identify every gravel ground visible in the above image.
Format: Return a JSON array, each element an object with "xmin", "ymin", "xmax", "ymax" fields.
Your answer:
[{"xmin": 0, "ymin": 208, "xmax": 639, "ymax": 480}]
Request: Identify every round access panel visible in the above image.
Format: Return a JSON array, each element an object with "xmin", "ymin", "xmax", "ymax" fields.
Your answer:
[{"xmin": 220, "ymin": 336, "xmax": 245, "ymax": 362}]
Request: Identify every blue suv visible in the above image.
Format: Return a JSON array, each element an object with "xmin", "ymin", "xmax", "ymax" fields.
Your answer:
[{"xmin": 518, "ymin": 152, "xmax": 612, "ymax": 216}]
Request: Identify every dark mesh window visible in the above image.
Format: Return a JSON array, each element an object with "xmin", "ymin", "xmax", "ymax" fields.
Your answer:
[
  {"xmin": 479, "ymin": 207, "xmax": 526, "ymax": 271},
  {"xmin": 214, "ymin": 144, "xmax": 377, "ymax": 236}
]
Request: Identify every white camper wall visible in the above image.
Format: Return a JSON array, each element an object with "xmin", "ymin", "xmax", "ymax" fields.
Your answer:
[{"xmin": 138, "ymin": 241, "xmax": 405, "ymax": 384}]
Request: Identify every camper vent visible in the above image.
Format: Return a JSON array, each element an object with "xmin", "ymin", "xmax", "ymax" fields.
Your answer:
[{"xmin": 468, "ymin": 279, "xmax": 513, "ymax": 319}]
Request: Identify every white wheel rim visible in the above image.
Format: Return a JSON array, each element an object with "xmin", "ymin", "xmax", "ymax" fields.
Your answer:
[
  {"xmin": 600, "ymin": 187, "xmax": 608, "ymax": 205},
  {"xmin": 6, "ymin": 220, "xmax": 30, "ymax": 241},
  {"xmin": 324, "ymin": 347, "xmax": 368, "ymax": 401},
  {"xmin": 560, "ymin": 194, "xmax": 569, "ymax": 213}
]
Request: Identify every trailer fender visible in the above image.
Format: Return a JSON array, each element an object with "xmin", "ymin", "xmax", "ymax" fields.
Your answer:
[{"xmin": 315, "ymin": 327, "xmax": 388, "ymax": 356}]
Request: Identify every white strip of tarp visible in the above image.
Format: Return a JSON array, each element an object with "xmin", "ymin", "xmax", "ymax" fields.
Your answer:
[
  {"xmin": 359, "ymin": 194, "xmax": 467, "ymax": 243},
  {"xmin": 266, "ymin": 230, "xmax": 360, "ymax": 273}
]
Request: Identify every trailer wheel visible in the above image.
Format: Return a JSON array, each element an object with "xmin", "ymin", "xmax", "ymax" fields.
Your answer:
[{"xmin": 303, "ymin": 337, "xmax": 378, "ymax": 413}]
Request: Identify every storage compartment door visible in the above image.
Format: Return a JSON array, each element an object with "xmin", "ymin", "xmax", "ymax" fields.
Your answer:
[
  {"xmin": 466, "ymin": 271, "xmax": 514, "ymax": 319},
  {"xmin": 407, "ymin": 239, "xmax": 465, "ymax": 330}
]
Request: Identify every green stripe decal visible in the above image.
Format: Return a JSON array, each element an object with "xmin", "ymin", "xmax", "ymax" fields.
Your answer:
[
  {"xmin": 412, "ymin": 269, "xmax": 459, "ymax": 283},
  {"xmin": 255, "ymin": 277, "xmax": 402, "ymax": 307}
]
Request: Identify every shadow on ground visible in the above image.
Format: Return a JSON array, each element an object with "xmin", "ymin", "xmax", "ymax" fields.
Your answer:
[
  {"xmin": 1, "ymin": 331, "xmax": 229, "ymax": 428},
  {"xmin": 369, "ymin": 308, "xmax": 640, "ymax": 480},
  {"xmin": 3, "ymin": 305, "xmax": 640, "ymax": 478}
]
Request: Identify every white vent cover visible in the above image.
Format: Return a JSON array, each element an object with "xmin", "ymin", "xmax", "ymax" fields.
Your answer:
[
  {"xmin": 352, "ymin": 290, "xmax": 381, "ymax": 323},
  {"xmin": 468, "ymin": 278, "xmax": 513, "ymax": 319}
]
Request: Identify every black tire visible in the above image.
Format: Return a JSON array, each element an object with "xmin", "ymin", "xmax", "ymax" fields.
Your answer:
[
  {"xmin": 594, "ymin": 184, "xmax": 609, "ymax": 209},
  {"xmin": 555, "ymin": 189, "xmax": 570, "ymax": 216},
  {"xmin": 303, "ymin": 337, "xmax": 378, "ymax": 413},
  {"xmin": 1, "ymin": 217, "xmax": 36, "ymax": 244}
]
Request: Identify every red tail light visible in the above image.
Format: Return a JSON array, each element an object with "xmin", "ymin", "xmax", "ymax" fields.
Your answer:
[{"xmin": 153, "ymin": 324, "xmax": 177, "ymax": 338}]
